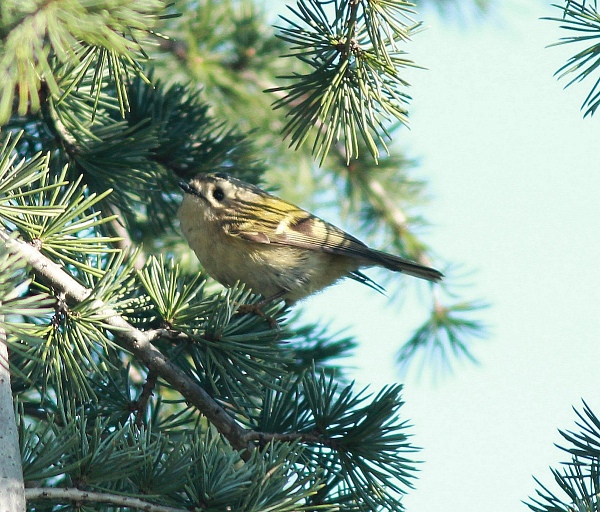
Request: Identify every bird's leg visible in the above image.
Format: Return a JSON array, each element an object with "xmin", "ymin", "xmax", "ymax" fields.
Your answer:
[{"xmin": 235, "ymin": 290, "xmax": 287, "ymax": 329}]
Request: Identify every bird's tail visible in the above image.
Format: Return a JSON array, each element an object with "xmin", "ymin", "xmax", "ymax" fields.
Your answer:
[{"xmin": 369, "ymin": 250, "xmax": 443, "ymax": 282}]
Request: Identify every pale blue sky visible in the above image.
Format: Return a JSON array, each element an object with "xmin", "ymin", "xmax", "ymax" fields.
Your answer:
[{"xmin": 300, "ymin": 1, "xmax": 600, "ymax": 511}]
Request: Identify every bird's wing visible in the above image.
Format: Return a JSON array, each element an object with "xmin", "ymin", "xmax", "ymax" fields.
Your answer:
[
  {"xmin": 228, "ymin": 208, "xmax": 373, "ymax": 260},
  {"xmin": 228, "ymin": 207, "xmax": 443, "ymax": 282}
]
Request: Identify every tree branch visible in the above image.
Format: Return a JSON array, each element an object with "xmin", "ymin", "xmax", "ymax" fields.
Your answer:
[
  {"xmin": 24, "ymin": 487, "xmax": 187, "ymax": 512},
  {"xmin": 244, "ymin": 431, "xmax": 339, "ymax": 449},
  {"xmin": 134, "ymin": 370, "xmax": 158, "ymax": 428},
  {"xmin": 0, "ymin": 324, "xmax": 26, "ymax": 512},
  {"xmin": 366, "ymin": 177, "xmax": 434, "ymax": 268},
  {"xmin": 0, "ymin": 230, "xmax": 253, "ymax": 455},
  {"xmin": 40, "ymin": 83, "xmax": 148, "ymax": 271},
  {"xmin": 2, "ymin": 231, "xmax": 346, "ymax": 459},
  {"xmin": 100, "ymin": 203, "xmax": 147, "ymax": 270}
]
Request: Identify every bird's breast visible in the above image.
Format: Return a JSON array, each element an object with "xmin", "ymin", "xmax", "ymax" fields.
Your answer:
[{"xmin": 178, "ymin": 197, "xmax": 360, "ymax": 301}]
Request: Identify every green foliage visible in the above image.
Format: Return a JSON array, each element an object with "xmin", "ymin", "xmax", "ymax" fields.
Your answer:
[
  {"xmin": 282, "ymin": 319, "xmax": 357, "ymax": 378},
  {"xmin": 271, "ymin": 0, "xmax": 420, "ymax": 163},
  {"xmin": 0, "ymin": 0, "xmax": 487, "ymax": 510},
  {"xmin": 0, "ymin": 0, "xmax": 166, "ymax": 124},
  {"xmin": 150, "ymin": 0, "xmax": 292, "ymax": 157},
  {"xmin": 21, "ymin": 403, "xmax": 326, "ymax": 511},
  {"xmin": 546, "ymin": 1, "xmax": 600, "ymax": 117},
  {"xmin": 10, "ymin": 165, "xmax": 120, "ymax": 276},
  {"xmin": 303, "ymin": 379, "xmax": 417, "ymax": 510},
  {"xmin": 135, "ymin": 257, "xmax": 290, "ymax": 410},
  {"xmin": 397, "ymin": 297, "xmax": 488, "ymax": 374},
  {"xmin": 181, "ymin": 433, "xmax": 327, "ymax": 512},
  {"xmin": 248, "ymin": 372, "xmax": 418, "ymax": 510},
  {"xmin": 5, "ymin": 64, "xmax": 264, "ymax": 243},
  {"xmin": 527, "ymin": 401, "xmax": 600, "ymax": 512},
  {"xmin": 0, "ymin": 134, "xmax": 66, "ymax": 224},
  {"xmin": 0, "ymin": 238, "xmax": 54, "ymax": 325},
  {"xmin": 9, "ymin": 251, "xmax": 135, "ymax": 403}
]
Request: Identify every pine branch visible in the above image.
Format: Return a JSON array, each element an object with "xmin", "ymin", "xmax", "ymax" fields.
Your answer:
[
  {"xmin": 134, "ymin": 370, "xmax": 158, "ymax": 428},
  {"xmin": 0, "ymin": 0, "xmax": 166, "ymax": 124},
  {"xmin": 1, "ymin": 231, "xmax": 363, "ymax": 462},
  {"xmin": 245, "ymin": 430, "xmax": 338, "ymax": 448},
  {"xmin": 4, "ymin": 229, "xmax": 422, "ymax": 509},
  {"xmin": 0, "ymin": 230, "xmax": 252, "ymax": 454},
  {"xmin": 397, "ymin": 292, "xmax": 488, "ymax": 375},
  {"xmin": 545, "ymin": 1, "xmax": 600, "ymax": 117},
  {"xmin": 270, "ymin": 0, "xmax": 420, "ymax": 162},
  {"xmin": 527, "ymin": 401, "xmax": 600, "ymax": 512},
  {"xmin": 24, "ymin": 487, "xmax": 186, "ymax": 512},
  {"xmin": 364, "ymin": 175, "xmax": 433, "ymax": 267}
]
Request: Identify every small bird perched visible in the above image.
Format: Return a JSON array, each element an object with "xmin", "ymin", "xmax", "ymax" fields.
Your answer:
[{"xmin": 178, "ymin": 172, "xmax": 442, "ymax": 304}]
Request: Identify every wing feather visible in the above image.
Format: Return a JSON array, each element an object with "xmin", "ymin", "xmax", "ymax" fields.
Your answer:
[
  {"xmin": 228, "ymin": 206, "xmax": 443, "ymax": 282},
  {"xmin": 229, "ymin": 208, "xmax": 372, "ymax": 260}
]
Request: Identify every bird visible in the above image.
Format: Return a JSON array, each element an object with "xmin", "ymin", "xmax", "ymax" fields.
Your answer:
[{"xmin": 178, "ymin": 172, "xmax": 442, "ymax": 305}]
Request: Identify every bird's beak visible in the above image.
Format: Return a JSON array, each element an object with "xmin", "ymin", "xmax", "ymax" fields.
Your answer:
[
  {"xmin": 178, "ymin": 181, "xmax": 194, "ymax": 194},
  {"xmin": 179, "ymin": 180, "xmax": 208, "ymax": 203}
]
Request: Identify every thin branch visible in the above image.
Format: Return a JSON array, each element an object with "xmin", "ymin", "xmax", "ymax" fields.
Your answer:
[
  {"xmin": 100, "ymin": 203, "xmax": 147, "ymax": 270},
  {"xmin": 41, "ymin": 84, "xmax": 148, "ymax": 271},
  {"xmin": 366, "ymin": 177, "xmax": 435, "ymax": 268},
  {"xmin": 146, "ymin": 328, "xmax": 190, "ymax": 342},
  {"xmin": 24, "ymin": 487, "xmax": 187, "ymax": 512},
  {"xmin": 367, "ymin": 178, "xmax": 408, "ymax": 231},
  {"xmin": 244, "ymin": 431, "xmax": 339, "ymax": 449},
  {"xmin": 39, "ymin": 82, "xmax": 78, "ymax": 157},
  {"xmin": 134, "ymin": 370, "xmax": 158, "ymax": 428},
  {"xmin": 0, "ymin": 230, "xmax": 253, "ymax": 455}
]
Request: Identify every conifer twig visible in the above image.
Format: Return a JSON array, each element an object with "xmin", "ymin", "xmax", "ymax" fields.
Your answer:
[
  {"xmin": 366, "ymin": 177, "xmax": 434, "ymax": 268},
  {"xmin": 24, "ymin": 487, "xmax": 186, "ymax": 512},
  {"xmin": 99, "ymin": 203, "xmax": 147, "ymax": 270},
  {"xmin": 244, "ymin": 431, "xmax": 339, "ymax": 449},
  {"xmin": 1, "ymin": 232, "xmax": 355, "ymax": 458},
  {"xmin": 0, "ymin": 230, "xmax": 253, "ymax": 455},
  {"xmin": 134, "ymin": 370, "xmax": 158, "ymax": 428}
]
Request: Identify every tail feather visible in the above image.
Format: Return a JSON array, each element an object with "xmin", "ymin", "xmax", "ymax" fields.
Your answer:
[{"xmin": 369, "ymin": 250, "xmax": 443, "ymax": 282}]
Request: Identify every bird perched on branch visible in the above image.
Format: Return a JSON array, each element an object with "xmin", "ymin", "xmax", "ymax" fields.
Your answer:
[{"xmin": 178, "ymin": 172, "xmax": 442, "ymax": 304}]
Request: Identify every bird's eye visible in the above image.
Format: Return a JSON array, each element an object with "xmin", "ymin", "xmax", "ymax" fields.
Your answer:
[{"xmin": 212, "ymin": 186, "xmax": 225, "ymax": 202}]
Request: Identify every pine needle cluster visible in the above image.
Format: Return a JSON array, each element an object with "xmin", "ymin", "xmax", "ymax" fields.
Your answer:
[{"xmin": 546, "ymin": 1, "xmax": 600, "ymax": 117}]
